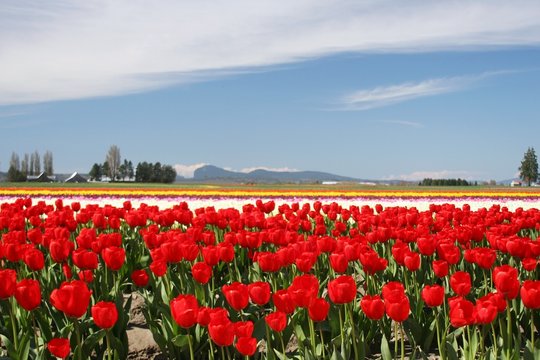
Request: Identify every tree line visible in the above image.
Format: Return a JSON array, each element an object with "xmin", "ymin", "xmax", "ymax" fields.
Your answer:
[
  {"xmin": 7, "ymin": 150, "xmax": 54, "ymax": 182},
  {"xmin": 419, "ymin": 178, "xmax": 472, "ymax": 186},
  {"xmin": 89, "ymin": 145, "xmax": 177, "ymax": 183}
]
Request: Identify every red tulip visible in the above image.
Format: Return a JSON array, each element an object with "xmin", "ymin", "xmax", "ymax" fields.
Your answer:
[
  {"xmin": 218, "ymin": 242, "xmax": 235, "ymax": 263},
  {"xmin": 382, "ymin": 281, "xmax": 405, "ymax": 300},
  {"xmin": 150, "ymin": 261, "xmax": 167, "ymax": 277},
  {"xmin": 236, "ymin": 337, "xmax": 257, "ymax": 356},
  {"xmin": 50, "ymin": 280, "xmax": 91, "ymax": 318},
  {"xmin": 0, "ymin": 268, "xmax": 17, "ymax": 299},
  {"xmin": 417, "ymin": 236, "xmax": 436, "ymax": 256},
  {"xmin": 449, "ymin": 297, "xmax": 474, "ymax": 327},
  {"xmin": 437, "ymin": 243, "xmax": 461, "ymax": 265},
  {"xmin": 450, "ymin": 271, "xmax": 471, "ymax": 296},
  {"xmin": 329, "ymin": 252, "xmax": 348, "ymax": 273},
  {"xmin": 72, "ymin": 249, "xmax": 98, "ymax": 270},
  {"xmin": 328, "ymin": 275, "xmax": 357, "ymax": 304},
  {"xmin": 403, "ymin": 251, "xmax": 421, "ymax": 272},
  {"xmin": 248, "ymin": 281, "xmax": 271, "ymax": 306},
  {"xmin": 493, "ymin": 265, "xmax": 520, "ymax": 300},
  {"xmin": 92, "ymin": 301, "xmax": 118, "ymax": 329},
  {"xmin": 222, "ymin": 282, "xmax": 249, "ymax": 311},
  {"xmin": 170, "ymin": 294, "xmax": 199, "ymax": 329},
  {"xmin": 421, "ymin": 285, "xmax": 445, "ymax": 307},
  {"xmin": 101, "ymin": 246, "xmax": 126, "ymax": 271},
  {"xmin": 192, "ymin": 262, "xmax": 212, "ymax": 285},
  {"xmin": 360, "ymin": 295, "xmax": 385, "ymax": 320},
  {"xmin": 23, "ymin": 247, "xmax": 45, "ymax": 271},
  {"xmin": 474, "ymin": 248, "xmax": 497, "ymax": 270},
  {"xmin": 49, "ymin": 239, "xmax": 74, "ymax": 263},
  {"xmin": 295, "ymin": 251, "xmax": 318, "ymax": 273},
  {"xmin": 480, "ymin": 292, "xmax": 507, "ymax": 313},
  {"xmin": 62, "ymin": 263, "xmax": 72, "ymax": 280},
  {"xmin": 384, "ymin": 294, "xmax": 410, "ymax": 322},
  {"xmin": 78, "ymin": 270, "xmax": 94, "ymax": 283},
  {"xmin": 308, "ymin": 298, "xmax": 330, "ymax": 322},
  {"xmin": 521, "ymin": 280, "xmax": 540, "ymax": 309},
  {"xmin": 197, "ymin": 307, "xmax": 212, "ymax": 327},
  {"xmin": 474, "ymin": 299, "xmax": 498, "ymax": 325},
  {"xmin": 432, "ymin": 260, "xmax": 449, "ymax": 278},
  {"xmin": 359, "ymin": 252, "xmax": 388, "ymax": 275},
  {"xmin": 288, "ymin": 274, "xmax": 319, "ymax": 308},
  {"xmin": 265, "ymin": 311, "xmax": 287, "ymax": 332},
  {"xmin": 202, "ymin": 246, "xmax": 220, "ymax": 267},
  {"xmin": 522, "ymin": 258, "xmax": 538, "ymax": 272},
  {"xmin": 234, "ymin": 321, "xmax": 254, "ymax": 338},
  {"xmin": 48, "ymin": 338, "xmax": 70, "ymax": 358},
  {"xmin": 209, "ymin": 317, "xmax": 235, "ymax": 347},
  {"xmin": 14, "ymin": 279, "xmax": 41, "ymax": 311},
  {"xmin": 131, "ymin": 269, "xmax": 149, "ymax": 287},
  {"xmin": 272, "ymin": 289, "xmax": 296, "ymax": 314}
]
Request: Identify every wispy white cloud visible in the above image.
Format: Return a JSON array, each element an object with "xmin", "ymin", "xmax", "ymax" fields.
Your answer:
[
  {"xmin": 383, "ymin": 170, "xmax": 483, "ymax": 181},
  {"xmin": 173, "ymin": 163, "xmax": 207, "ymax": 178},
  {"xmin": 1, "ymin": 1, "xmax": 540, "ymax": 105},
  {"xmin": 338, "ymin": 71, "xmax": 518, "ymax": 110},
  {"xmin": 379, "ymin": 120, "xmax": 423, "ymax": 128}
]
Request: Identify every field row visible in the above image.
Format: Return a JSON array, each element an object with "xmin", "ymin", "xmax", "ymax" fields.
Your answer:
[{"xmin": 0, "ymin": 197, "xmax": 539, "ymax": 359}]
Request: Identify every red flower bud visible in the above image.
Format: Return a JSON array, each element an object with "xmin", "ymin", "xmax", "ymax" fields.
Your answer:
[
  {"xmin": 48, "ymin": 338, "xmax": 70, "ymax": 359},
  {"xmin": 91, "ymin": 301, "xmax": 118, "ymax": 329}
]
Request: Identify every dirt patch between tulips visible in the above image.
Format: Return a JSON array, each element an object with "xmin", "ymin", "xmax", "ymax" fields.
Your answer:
[
  {"xmin": 127, "ymin": 293, "xmax": 164, "ymax": 360},
  {"xmin": 124, "ymin": 293, "xmax": 441, "ymax": 360}
]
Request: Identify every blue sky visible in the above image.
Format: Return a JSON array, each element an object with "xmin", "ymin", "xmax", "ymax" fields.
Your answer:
[{"xmin": 1, "ymin": 1, "xmax": 540, "ymax": 181}]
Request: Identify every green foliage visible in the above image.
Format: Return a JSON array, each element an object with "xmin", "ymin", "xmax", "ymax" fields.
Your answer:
[
  {"xmin": 519, "ymin": 147, "xmax": 539, "ymax": 186},
  {"xmin": 7, "ymin": 165, "xmax": 26, "ymax": 182},
  {"xmin": 419, "ymin": 178, "xmax": 471, "ymax": 186},
  {"xmin": 135, "ymin": 161, "xmax": 177, "ymax": 183}
]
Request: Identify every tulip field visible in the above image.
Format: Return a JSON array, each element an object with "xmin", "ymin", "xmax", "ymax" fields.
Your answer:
[{"xmin": 0, "ymin": 186, "xmax": 539, "ymax": 359}]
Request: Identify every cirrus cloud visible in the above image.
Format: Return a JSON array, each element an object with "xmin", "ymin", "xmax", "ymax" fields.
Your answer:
[{"xmin": 1, "ymin": 1, "xmax": 540, "ymax": 105}]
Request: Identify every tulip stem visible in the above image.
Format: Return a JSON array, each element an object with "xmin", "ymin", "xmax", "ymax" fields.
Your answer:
[
  {"xmin": 9, "ymin": 298, "xmax": 18, "ymax": 351},
  {"xmin": 394, "ymin": 321, "xmax": 398, "ymax": 360},
  {"xmin": 347, "ymin": 304, "xmax": 360, "ymax": 360},
  {"xmin": 435, "ymin": 309, "xmax": 444, "ymax": 360},
  {"xmin": 31, "ymin": 312, "xmax": 40, "ymax": 353},
  {"xmin": 339, "ymin": 306, "xmax": 345, "ymax": 354},
  {"xmin": 491, "ymin": 323, "xmax": 498, "ymax": 357},
  {"xmin": 106, "ymin": 331, "xmax": 112, "ymax": 360},
  {"xmin": 279, "ymin": 331, "xmax": 286, "ymax": 357},
  {"xmin": 184, "ymin": 331, "xmax": 193, "ymax": 360},
  {"xmin": 265, "ymin": 324, "xmax": 274, "ymax": 360},
  {"xmin": 506, "ymin": 302, "xmax": 511, "ymax": 360},
  {"xmin": 308, "ymin": 317, "xmax": 317, "ymax": 356},
  {"xmin": 74, "ymin": 318, "xmax": 83, "ymax": 360},
  {"xmin": 400, "ymin": 322, "xmax": 405, "ymax": 360},
  {"xmin": 319, "ymin": 326, "xmax": 326, "ymax": 358},
  {"xmin": 479, "ymin": 326, "xmax": 486, "ymax": 360},
  {"xmin": 208, "ymin": 336, "xmax": 215, "ymax": 360},
  {"xmin": 532, "ymin": 311, "xmax": 536, "ymax": 355}
]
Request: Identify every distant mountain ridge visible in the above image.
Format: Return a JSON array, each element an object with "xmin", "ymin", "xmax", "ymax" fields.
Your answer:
[{"xmin": 192, "ymin": 165, "xmax": 362, "ymax": 183}]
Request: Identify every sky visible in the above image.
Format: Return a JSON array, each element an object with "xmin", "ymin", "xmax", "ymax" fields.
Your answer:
[{"xmin": 1, "ymin": 1, "xmax": 540, "ymax": 181}]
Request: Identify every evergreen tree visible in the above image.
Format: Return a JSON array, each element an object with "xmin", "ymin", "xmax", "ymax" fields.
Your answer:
[
  {"xmin": 519, "ymin": 147, "xmax": 539, "ymax": 186},
  {"xmin": 89, "ymin": 163, "xmax": 102, "ymax": 181}
]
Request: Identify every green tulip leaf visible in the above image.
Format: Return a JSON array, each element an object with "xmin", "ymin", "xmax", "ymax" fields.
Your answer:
[{"xmin": 171, "ymin": 334, "xmax": 192, "ymax": 348}]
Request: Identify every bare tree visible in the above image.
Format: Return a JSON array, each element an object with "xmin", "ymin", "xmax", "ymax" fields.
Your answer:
[
  {"xmin": 43, "ymin": 150, "xmax": 54, "ymax": 176},
  {"xmin": 21, "ymin": 153, "xmax": 30, "ymax": 176},
  {"xmin": 31, "ymin": 150, "xmax": 41, "ymax": 175},
  {"xmin": 9, "ymin": 152, "xmax": 20, "ymax": 171},
  {"xmin": 105, "ymin": 145, "xmax": 121, "ymax": 181}
]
